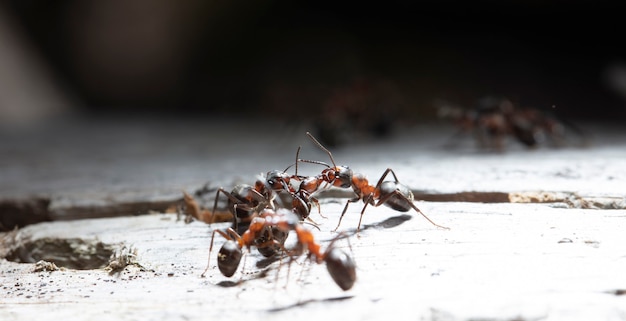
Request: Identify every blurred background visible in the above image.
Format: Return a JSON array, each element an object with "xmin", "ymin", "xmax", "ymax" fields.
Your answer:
[
  {"xmin": 1, "ymin": 0, "xmax": 626, "ymax": 230},
  {"xmin": 1, "ymin": 0, "xmax": 625, "ymax": 143}
]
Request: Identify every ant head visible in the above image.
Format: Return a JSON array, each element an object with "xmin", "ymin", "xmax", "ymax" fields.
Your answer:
[
  {"xmin": 231, "ymin": 184, "xmax": 263, "ymax": 208},
  {"xmin": 255, "ymin": 226, "xmax": 288, "ymax": 257},
  {"xmin": 322, "ymin": 165, "xmax": 353, "ymax": 188},
  {"xmin": 325, "ymin": 247, "xmax": 357, "ymax": 291},
  {"xmin": 264, "ymin": 170, "xmax": 291, "ymax": 192},
  {"xmin": 305, "ymin": 131, "xmax": 353, "ymax": 188},
  {"xmin": 217, "ymin": 240, "xmax": 243, "ymax": 277}
]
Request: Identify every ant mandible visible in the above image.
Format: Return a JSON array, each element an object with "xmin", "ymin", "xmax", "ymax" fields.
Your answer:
[
  {"xmin": 203, "ymin": 208, "xmax": 357, "ymax": 291},
  {"xmin": 301, "ymin": 132, "xmax": 450, "ymax": 233}
]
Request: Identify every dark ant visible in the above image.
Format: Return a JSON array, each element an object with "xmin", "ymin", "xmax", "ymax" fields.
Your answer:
[
  {"xmin": 437, "ymin": 97, "xmax": 584, "ymax": 150},
  {"xmin": 299, "ymin": 132, "xmax": 449, "ymax": 233},
  {"xmin": 182, "ymin": 169, "xmax": 294, "ymax": 259},
  {"xmin": 210, "ymin": 169, "xmax": 295, "ymax": 234},
  {"xmin": 203, "ymin": 208, "xmax": 356, "ymax": 291},
  {"xmin": 183, "ymin": 189, "xmax": 288, "ymax": 259}
]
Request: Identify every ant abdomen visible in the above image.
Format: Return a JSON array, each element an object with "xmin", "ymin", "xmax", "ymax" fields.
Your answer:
[
  {"xmin": 218, "ymin": 240, "xmax": 243, "ymax": 277},
  {"xmin": 378, "ymin": 181, "xmax": 414, "ymax": 212},
  {"xmin": 325, "ymin": 247, "xmax": 357, "ymax": 291}
]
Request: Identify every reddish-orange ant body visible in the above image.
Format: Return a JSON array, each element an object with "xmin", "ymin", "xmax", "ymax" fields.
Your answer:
[
  {"xmin": 183, "ymin": 170, "xmax": 294, "ymax": 258},
  {"xmin": 203, "ymin": 208, "xmax": 356, "ymax": 291},
  {"xmin": 300, "ymin": 132, "xmax": 450, "ymax": 233}
]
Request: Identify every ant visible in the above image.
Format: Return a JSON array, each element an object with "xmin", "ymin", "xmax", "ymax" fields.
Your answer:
[
  {"xmin": 203, "ymin": 208, "xmax": 356, "ymax": 291},
  {"xmin": 182, "ymin": 169, "xmax": 294, "ymax": 258},
  {"xmin": 299, "ymin": 132, "xmax": 450, "ymax": 233},
  {"xmin": 209, "ymin": 169, "xmax": 295, "ymax": 234},
  {"xmin": 183, "ymin": 189, "xmax": 289, "ymax": 259},
  {"xmin": 437, "ymin": 97, "xmax": 585, "ymax": 150}
]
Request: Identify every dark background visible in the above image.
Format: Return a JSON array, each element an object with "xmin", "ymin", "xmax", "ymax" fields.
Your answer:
[{"xmin": 1, "ymin": 1, "xmax": 625, "ymax": 134}]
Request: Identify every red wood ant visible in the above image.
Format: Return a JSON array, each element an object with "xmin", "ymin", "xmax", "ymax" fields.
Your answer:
[
  {"xmin": 183, "ymin": 189, "xmax": 289, "ymax": 259},
  {"xmin": 182, "ymin": 169, "xmax": 294, "ymax": 259},
  {"xmin": 300, "ymin": 132, "xmax": 449, "ymax": 233},
  {"xmin": 437, "ymin": 97, "xmax": 583, "ymax": 150},
  {"xmin": 209, "ymin": 169, "xmax": 295, "ymax": 233},
  {"xmin": 202, "ymin": 208, "xmax": 357, "ymax": 291}
]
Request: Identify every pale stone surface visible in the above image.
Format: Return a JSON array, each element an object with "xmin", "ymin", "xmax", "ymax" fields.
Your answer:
[
  {"xmin": 1, "ymin": 118, "xmax": 626, "ymax": 320},
  {"xmin": 2, "ymin": 202, "xmax": 625, "ymax": 321}
]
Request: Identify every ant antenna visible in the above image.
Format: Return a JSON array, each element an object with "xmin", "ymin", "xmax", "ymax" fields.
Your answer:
[
  {"xmin": 295, "ymin": 141, "xmax": 332, "ymax": 172},
  {"xmin": 290, "ymin": 146, "xmax": 331, "ymax": 178},
  {"xmin": 306, "ymin": 132, "xmax": 337, "ymax": 168},
  {"xmin": 283, "ymin": 163, "xmax": 295, "ymax": 173},
  {"xmin": 295, "ymin": 146, "xmax": 301, "ymax": 176},
  {"xmin": 301, "ymin": 219, "xmax": 321, "ymax": 231},
  {"xmin": 298, "ymin": 158, "xmax": 331, "ymax": 168}
]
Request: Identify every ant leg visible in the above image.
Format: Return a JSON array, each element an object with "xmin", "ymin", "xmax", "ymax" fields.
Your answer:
[
  {"xmin": 232, "ymin": 204, "xmax": 240, "ymax": 232},
  {"xmin": 373, "ymin": 168, "xmax": 401, "ymax": 187},
  {"xmin": 273, "ymin": 240, "xmax": 295, "ymax": 289},
  {"xmin": 237, "ymin": 252, "xmax": 248, "ymax": 284},
  {"xmin": 356, "ymin": 195, "xmax": 375, "ymax": 233},
  {"xmin": 374, "ymin": 191, "xmax": 450, "ymax": 230},
  {"xmin": 310, "ymin": 196, "xmax": 327, "ymax": 219},
  {"xmin": 324, "ymin": 231, "xmax": 351, "ymax": 252},
  {"xmin": 249, "ymin": 188, "xmax": 274, "ymax": 210},
  {"xmin": 211, "ymin": 188, "xmax": 239, "ymax": 225},
  {"xmin": 334, "ymin": 197, "xmax": 361, "ymax": 232},
  {"xmin": 201, "ymin": 229, "xmax": 233, "ymax": 277}
]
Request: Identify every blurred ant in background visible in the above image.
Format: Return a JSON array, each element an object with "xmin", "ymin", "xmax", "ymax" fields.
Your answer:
[
  {"xmin": 203, "ymin": 208, "xmax": 356, "ymax": 291},
  {"xmin": 437, "ymin": 96, "xmax": 588, "ymax": 151},
  {"xmin": 298, "ymin": 132, "xmax": 449, "ymax": 233}
]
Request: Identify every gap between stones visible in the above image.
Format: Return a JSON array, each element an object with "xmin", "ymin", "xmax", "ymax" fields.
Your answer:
[{"xmin": 1, "ymin": 189, "xmax": 624, "ymax": 232}]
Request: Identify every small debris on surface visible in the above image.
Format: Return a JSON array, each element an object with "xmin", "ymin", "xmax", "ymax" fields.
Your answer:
[
  {"xmin": 105, "ymin": 245, "xmax": 145, "ymax": 274},
  {"xmin": 33, "ymin": 260, "xmax": 60, "ymax": 272}
]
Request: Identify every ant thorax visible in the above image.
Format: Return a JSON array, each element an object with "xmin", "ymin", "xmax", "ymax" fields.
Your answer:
[
  {"xmin": 351, "ymin": 173, "xmax": 375, "ymax": 197},
  {"xmin": 293, "ymin": 176, "xmax": 313, "ymax": 193}
]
